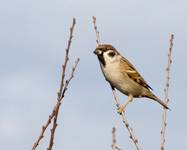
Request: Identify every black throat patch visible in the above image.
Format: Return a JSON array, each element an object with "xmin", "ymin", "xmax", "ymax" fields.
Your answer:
[{"xmin": 97, "ymin": 52, "xmax": 106, "ymax": 67}]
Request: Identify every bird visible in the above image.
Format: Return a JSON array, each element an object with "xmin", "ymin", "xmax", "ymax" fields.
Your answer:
[{"xmin": 93, "ymin": 44, "xmax": 169, "ymax": 113}]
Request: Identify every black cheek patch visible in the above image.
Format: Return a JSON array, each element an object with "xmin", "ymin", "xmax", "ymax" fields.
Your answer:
[
  {"xmin": 97, "ymin": 53, "xmax": 106, "ymax": 67},
  {"xmin": 108, "ymin": 52, "xmax": 115, "ymax": 57}
]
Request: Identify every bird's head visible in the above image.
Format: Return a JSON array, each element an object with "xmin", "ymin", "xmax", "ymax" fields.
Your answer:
[{"xmin": 94, "ymin": 44, "xmax": 120, "ymax": 66}]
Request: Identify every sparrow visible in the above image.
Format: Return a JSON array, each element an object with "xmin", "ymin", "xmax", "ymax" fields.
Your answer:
[{"xmin": 93, "ymin": 44, "xmax": 169, "ymax": 113}]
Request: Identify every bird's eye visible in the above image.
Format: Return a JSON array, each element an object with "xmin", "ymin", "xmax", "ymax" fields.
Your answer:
[{"xmin": 108, "ymin": 52, "xmax": 115, "ymax": 57}]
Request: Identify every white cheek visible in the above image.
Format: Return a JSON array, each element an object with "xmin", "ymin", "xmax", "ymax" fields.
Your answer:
[{"xmin": 104, "ymin": 52, "xmax": 117, "ymax": 63}]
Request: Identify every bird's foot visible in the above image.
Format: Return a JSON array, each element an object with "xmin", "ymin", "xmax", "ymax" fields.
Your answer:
[
  {"xmin": 117, "ymin": 105, "xmax": 125, "ymax": 114},
  {"xmin": 117, "ymin": 95, "xmax": 134, "ymax": 114}
]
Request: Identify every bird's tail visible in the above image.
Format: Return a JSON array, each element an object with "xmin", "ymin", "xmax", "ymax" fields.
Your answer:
[{"xmin": 147, "ymin": 93, "xmax": 170, "ymax": 110}]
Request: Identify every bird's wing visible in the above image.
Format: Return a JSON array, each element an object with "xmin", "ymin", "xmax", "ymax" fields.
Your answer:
[{"xmin": 120, "ymin": 57, "xmax": 153, "ymax": 90}]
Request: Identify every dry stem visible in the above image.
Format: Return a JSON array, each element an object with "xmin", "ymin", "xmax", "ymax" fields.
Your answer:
[
  {"xmin": 59, "ymin": 18, "xmax": 76, "ymax": 93},
  {"xmin": 111, "ymin": 89, "xmax": 141, "ymax": 150},
  {"xmin": 160, "ymin": 34, "xmax": 174, "ymax": 150},
  {"xmin": 47, "ymin": 58, "xmax": 79, "ymax": 150},
  {"xmin": 32, "ymin": 111, "xmax": 56, "ymax": 150},
  {"xmin": 111, "ymin": 127, "xmax": 121, "ymax": 150},
  {"xmin": 32, "ymin": 18, "xmax": 79, "ymax": 150},
  {"xmin": 47, "ymin": 18, "xmax": 78, "ymax": 150},
  {"xmin": 92, "ymin": 16, "xmax": 101, "ymax": 45}
]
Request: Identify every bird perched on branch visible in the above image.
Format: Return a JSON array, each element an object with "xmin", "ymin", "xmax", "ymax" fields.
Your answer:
[{"xmin": 94, "ymin": 44, "xmax": 169, "ymax": 113}]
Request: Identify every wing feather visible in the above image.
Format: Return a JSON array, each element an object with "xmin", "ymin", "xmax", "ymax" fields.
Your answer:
[{"xmin": 120, "ymin": 57, "xmax": 153, "ymax": 90}]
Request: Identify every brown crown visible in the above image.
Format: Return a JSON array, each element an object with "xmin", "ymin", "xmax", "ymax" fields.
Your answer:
[{"xmin": 96, "ymin": 44, "xmax": 117, "ymax": 51}]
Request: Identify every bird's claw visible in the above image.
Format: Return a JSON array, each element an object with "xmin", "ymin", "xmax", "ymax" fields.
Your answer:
[{"xmin": 117, "ymin": 105, "xmax": 125, "ymax": 114}]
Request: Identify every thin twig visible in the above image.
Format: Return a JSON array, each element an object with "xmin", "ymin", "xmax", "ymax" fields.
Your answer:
[
  {"xmin": 111, "ymin": 127, "xmax": 121, "ymax": 150},
  {"xmin": 32, "ymin": 111, "xmax": 56, "ymax": 150},
  {"xmin": 111, "ymin": 89, "xmax": 141, "ymax": 150},
  {"xmin": 160, "ymin": 34, "xmax": 174, "ymax": 150},
  {"xmin": 47, "ymin": 58, "xmax": 80, "ymax": 150},
  {"xmin": 47, "ymin": 18, "xmax": 77, "ymax": 150},
  {"xmin": 112, "ymin": 127, "xmax": 116, "ymax": 150},
  {"xmin": 58, "ymin": 18, "xmax": 76, "ymax": 96},
  {"xmin": 32, "ymin": 18, "xmax": 78, "ymax": 150},
  {"xmin": 92, "ymin": 16, "xmax": 101, "ymax": 45}
]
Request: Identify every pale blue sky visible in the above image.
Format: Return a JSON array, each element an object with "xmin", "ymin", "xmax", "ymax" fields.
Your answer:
[{"xmin": 0, "ymin": 0, "xmax": 186, "ymax": 149}]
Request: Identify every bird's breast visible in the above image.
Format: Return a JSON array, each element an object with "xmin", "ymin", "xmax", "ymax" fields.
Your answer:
[
  {"xmin": 100, "ymin": 62, "xmax": 144, "ymax": 96},
  {"xmin": 101, "ymin": 62, "xmax": 122, "ymax": 83}
]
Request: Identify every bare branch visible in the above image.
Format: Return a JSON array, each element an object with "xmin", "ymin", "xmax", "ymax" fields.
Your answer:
[
  {"xmin": 59, "ymin": 18, "xmax": 76, "ymax": 95},
  {"xmin": 112, "ymin": 127, "xmax": 116, "ymax": 150},
  {"xmin": 47, "ymin": 58, "xmax": 80, "ymax": 150},
  {"xmin": 160, "ymin": 34, "xmax": 174, "ymax": 150},
  {"xmin": 32, "ymin": 111, "xmax": 55, "ymax": 150},
  {"xmin": 111, "ymin": 89, "xmax": 141, "ymax": 150},
  {"xmin": 92, "ymin": 16, "xmax": 101, "ymax": 45},
  {"xmin": 47, "ymin": 18, "xmax": 78, "ymax": 150},
  {"xmin": 32, "ymin": 18, "xmax": 78, "ymax": 150},
  {"xmin": 111, "ymin": 127, "xmax": 121, "ymax": 150}
]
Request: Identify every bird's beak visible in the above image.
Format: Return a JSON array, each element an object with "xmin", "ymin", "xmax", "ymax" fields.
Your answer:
[{"xmin": 93, "ymin": 49, "xmax": 98, "ymax": 55}]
